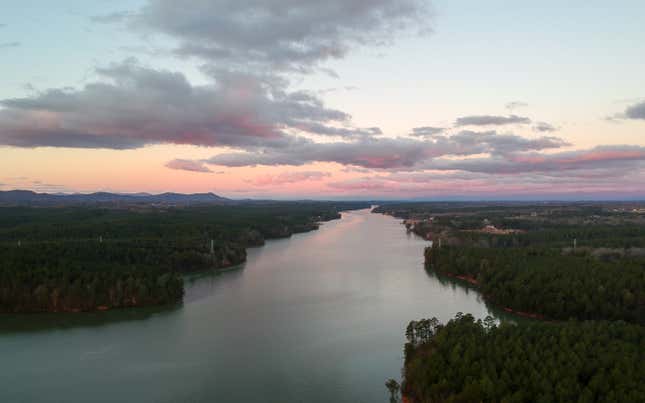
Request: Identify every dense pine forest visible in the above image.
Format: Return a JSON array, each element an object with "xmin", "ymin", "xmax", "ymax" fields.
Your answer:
[
  {"xmin": 375, "ymin": 202, "xmax": 645, "ymax": 402},
  {"xmin": 426, "ymin": 245, "xmax": 644, "ymax": 322},
  {"xmin": 402, "ymin": 314, "xmax": 645, "ymax": 403},
  {"xmin": 0, "ymin": 202, "xmax": 368, "ymax": 313}
]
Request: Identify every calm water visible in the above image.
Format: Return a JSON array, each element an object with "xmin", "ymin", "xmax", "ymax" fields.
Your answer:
[{"xmin": 0, "ymin": 209, "xmax": 496, "ymax": 403}]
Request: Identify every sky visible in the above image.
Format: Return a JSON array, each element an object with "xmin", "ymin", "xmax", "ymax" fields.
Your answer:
[{"xmin": 0, "ymin": 0, "xmax": 644, "ymax": 200}]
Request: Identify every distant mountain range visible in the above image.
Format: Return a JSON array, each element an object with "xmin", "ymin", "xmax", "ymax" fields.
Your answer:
[{"xmin": 0, "ymin": 190, "xmax": 229, "ymax": 206}]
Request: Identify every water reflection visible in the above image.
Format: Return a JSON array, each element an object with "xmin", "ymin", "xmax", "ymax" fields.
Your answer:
[
  {"xmin": 0, "ymin": 209, "xmax": 501, "ymax": 403},
  {"xmin": 424, "ymin": 267, "xmax": 532, "ymax": 324},
  {"xmin": 0, "ymin": 304, "xmax": 180, "ymax": 335}
]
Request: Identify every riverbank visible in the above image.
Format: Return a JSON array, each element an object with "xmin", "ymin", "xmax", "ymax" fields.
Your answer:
[
  {"xmin": 0, "ymin": 203, "xmax": 365, "ymax": 314},
  {"xmin": 428, "ymin": 268, "xmax": 548, "ymax": 321},
  {"xmin": 1, "ymin": 207, "xmax": 493, "ymax": 403},
  {"xmin": 424, "ymin": 248, "xmax": 554, "ymax": 322}
]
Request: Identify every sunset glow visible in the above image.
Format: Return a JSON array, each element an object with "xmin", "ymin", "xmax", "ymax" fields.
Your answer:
[{"xmin": 1, "ymin": 1, "xmax": 644, "ymax": 199}]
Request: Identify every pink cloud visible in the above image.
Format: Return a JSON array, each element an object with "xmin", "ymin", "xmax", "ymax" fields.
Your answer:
[
  {"xmin": 326, "ymin": 166, "xmax": 645, "ymax": 198},
  {"xmin": 165, "ymin": 159, "xmax": 212, "ymax": 173},
  {"xmin": 507, "ymin": 146, "xmax": 645, "ymax": 170},
  {"xmin": 252, "ymin": 171, "xmax": 331, "ymax": 186}
]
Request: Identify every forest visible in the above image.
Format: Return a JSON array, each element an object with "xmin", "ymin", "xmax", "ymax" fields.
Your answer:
[
  {"xmin": 0, "ymin": 201, "xmax": 368, "ymax": 312},
  {"xmin": 375, "ymin": 202, "xmax": 645, "ymax": 401},
  {"xmin": 426, "ymin": 245, "xmax": 644, "ymax": 323},
  {"xmin": 374, "ymin": 202, "xmax": 645, "ymax": 322},
  {"xmin": 402, "ymin": 314, "xmax": 645, "ymax": 403}
]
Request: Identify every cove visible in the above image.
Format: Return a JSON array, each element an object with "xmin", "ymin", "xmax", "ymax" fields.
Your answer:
[{"xmin": 0, "ymin": 209, "xmax": 497, "ymax": 403}]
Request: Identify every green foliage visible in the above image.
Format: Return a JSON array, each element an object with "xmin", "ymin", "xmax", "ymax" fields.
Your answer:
[
  {"xmin": 403, "ymin": 315, "xmax": 645, "ymax": 403},
  {"xmin": 0, "ymin": 202, "xmax": 367, "ymax": 312},
  {"xmin": 427, "ymin": 245, "xmax": 645, "ymax": 323},
  {"xmin": 0, "ymin": 263, "xmax": 183, "ymax": 313},
  {"xmin": 375, "ymin": 202, "xmax": 645, "ymax": 248},
  {"xmin": 382, "ymin": 203, "xmax": 645, "ymax": 402},
  {"xmin": 385, "ymin": 379, "xmax": 401, "ymax": 403}
]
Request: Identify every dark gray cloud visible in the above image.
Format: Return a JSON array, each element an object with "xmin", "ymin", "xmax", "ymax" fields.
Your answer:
[
  {"xmin": 165, "ymin": 159, "xmax": 212, "ymax": 173},
  {"xmin": 205, "ymin": 137, "xmax": 432, "ymax": 169},
  {"xmin": 624, "ymin": 100, "xmax": 645, "ymax": 120},
  {"xmin": 411, "ymin": 126, "xmax": 445, "ymax": 136},
  {"xmin": 505, "ymin": 101, "xmax": 528, "ymax": 110},
  {"xmin": 0, "ymin": 60, "xmax": 373, "ymax": 149},
  {"xmin": 0, "ymin": 41, "xmax": 20, "ymax": 49},
  {"xmin": 132, "ymin": 0, "xmax": 430, "ymax": 72},
  {"xmin": 203, "ymin": 130, "xmax": 568, "ymax": 169},
  {"xmin": 533, "ymin": 122, "xmax": 557, "ymax": 132},
  {"xmin": 455, "ymin": 114, "xmax": 531, "ymax": 126},
  {"xmin": 0, "ymin": 0, "xmax": 426, "ymax": 154}
]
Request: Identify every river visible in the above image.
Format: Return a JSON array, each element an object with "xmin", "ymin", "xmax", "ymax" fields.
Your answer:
[{"xmin": 0, "ymin": 208, "xmax": 496, "ymax": 403}]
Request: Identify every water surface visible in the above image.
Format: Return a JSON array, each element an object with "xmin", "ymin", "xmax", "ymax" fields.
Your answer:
[{"xmin": 0, "ymin": 209, "xmax": 495, "ymax": 403}]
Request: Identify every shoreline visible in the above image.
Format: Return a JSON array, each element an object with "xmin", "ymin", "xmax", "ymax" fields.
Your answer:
[
  {"xmin": 1, "ymin": 210, "xmax": 346, "ymax": 315},
  {"xmin": 429, "ymin": 268, "xmax": 548, "ymax": 321}
]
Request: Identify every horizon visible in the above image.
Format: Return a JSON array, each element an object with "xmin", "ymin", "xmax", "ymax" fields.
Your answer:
[
  {"xmin": 3, "ymin": 188, "xmax": 645, "ymax": 203},
  {"xmin": 1, "ymin": 1, "xmax": 644, "ymax": 199}
]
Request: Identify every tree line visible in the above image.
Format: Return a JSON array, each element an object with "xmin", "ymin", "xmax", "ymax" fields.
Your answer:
[
  {"xmin": 0, "ymin": 202, "xmax": 368, "ymax": 312},
  {"xmin": 426, "ymin": 245, "xmax": 644, "ymax": 323},
  {"xmin": 402, "ymin": 314, "xmax": 645, "ymax": 403},
  {"xmin": 376, "ymin": 202, "xmax": 645, "ymax": 402}
]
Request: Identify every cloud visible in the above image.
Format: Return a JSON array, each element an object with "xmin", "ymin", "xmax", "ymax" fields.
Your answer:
[
  {"xmin": 0, "ymin": 59, "xmax": 370, "ymax": 149},
  {"xmin": 328, "ymin": 177, "xmax": 391, "ymax": 192},
  {"xmin": 204, "ymin": 130, "xmax": 568, "ymax": 169},
  {"xmin": 206, "ymin": 137, "xmax": 432, "ymax": 169},
  {"xmin": 410, "ymin": 126, "xmax": 445, "ymax": 136},
  {"xmin": 532, "ymin": 122, "xmax": 557, "ymax": 132},
  {"xmin": 1, "ymin": 0, "xmax": 427, "ymax": 151},
  {"xmin": 624, "ymin": 100, "xmax": 645, "ymax": 120},
  {"xmin": 0, "ymin": 178, "xmax": 71, "ymax": 193},
  {"xmin": 131, "ymin": 0, "xmax": 430, "ymax": 73},
  {"xmin": 0, "ymin": 41, "xmax": 20, "ymax": 49},
  {"xmin": 505, "ymin": 101, "xmax": 528, "ymax": 110},
  {"xmin": 294, "ymin": 122, "xmax": 382, "ymax": 138},
  {"xmin": 165, "ymin": 159, "xmax": 212, "ymax": 173},
  {"xmin": 421, "ymin": 145, "xmax": 645, "ymax": 175},
  {"xmin": 326, "ymin": 156, "xmax": 645, "ymax": 198},
  {"xmin": 318, "ymin": 86, "xmax": 359, "ymax": 95},
  {"xmin": 326, "ymin": 168, "xmax": 645, "ymax": 198},
  {"xmin": 4, "ymin": 0, "xmax": 642, "ymax": 200},
  {"xmin": 0, "ymin": 0, "xmax": 434, "ymax": 190},
  {"xmin": 455, "ymin": 114, "xmax": 531, "ymax": 126},
  {"xmin": 445, "ymin": 130, "xmax": 567, "ymax": 155},
  {"xmin": 607, "ymin": 100, "xmax": 645, "ymax": 121},
  {"xmin": 505, "ymin": 145, "xmax": 645, "ymax": 172},
  {"xmin": 252, "ymin": 171, "xmax": 330, "ymax": 186}
]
